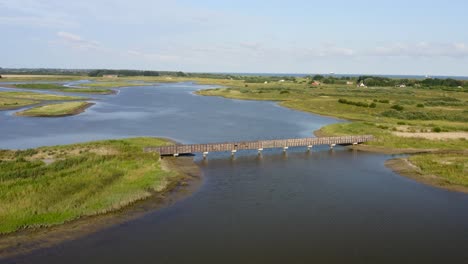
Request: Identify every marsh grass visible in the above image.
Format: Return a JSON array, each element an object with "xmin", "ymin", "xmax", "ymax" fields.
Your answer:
[
  {"xmin": 0, "ymin": 91, "xmax": 84, "ymax": 110},
  {"xmin": 13, "ymin": 84, "xmax": 113, "ymax": 94},
  {"xmin": 409, "ymin": 154, "xmax": 468, "ymax": 187},
  {"xmin": 16, "ymin": 101, "xmax": 93, "ymax": 117},
  {"xmin": 0, "ymin": 138, "xmax": 177, "ymax": 234}
]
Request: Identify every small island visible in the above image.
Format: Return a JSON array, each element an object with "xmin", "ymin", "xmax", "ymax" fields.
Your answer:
[{"xmin": 15, "ymin": 101, "xmax": 95, "ymax": 117}]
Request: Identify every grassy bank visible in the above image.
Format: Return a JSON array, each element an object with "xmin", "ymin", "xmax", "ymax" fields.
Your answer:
[
  {"xmin": 16, "ymin": 102, "xmax": 94, "ymax": 117},
  {"xmin": 386, "ymin": 153, "xmax": 468, "ymax": 193},
  {"xmin": 0, "ymin": 137, "xmax": 180, "ymax": 234},
  {"xmin": 13, "ymin": 83, "xmax": 114, "ymax": 94},
  {"xmin": 0, "ymin": 91, "xmax": 85, "ymax": 110}
]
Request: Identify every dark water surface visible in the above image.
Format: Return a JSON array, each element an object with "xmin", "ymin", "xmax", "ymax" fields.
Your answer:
[{"xmin": 2, "ymin": 83, "xmax": 468, "ymax": 263}]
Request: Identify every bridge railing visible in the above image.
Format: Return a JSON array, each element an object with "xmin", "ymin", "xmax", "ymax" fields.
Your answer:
[{"xmin": 144, "ymin": 135, "xmax": 373, "ymax": 156}]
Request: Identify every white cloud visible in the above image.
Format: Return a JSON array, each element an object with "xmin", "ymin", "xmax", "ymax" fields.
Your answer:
[
  {"xmin": 369, "ymin": 42, "xmax": 468, "ymax": 58},
  {"xmin": 56, "ymin": 31, "xmax": 100, "ymax": 50}
]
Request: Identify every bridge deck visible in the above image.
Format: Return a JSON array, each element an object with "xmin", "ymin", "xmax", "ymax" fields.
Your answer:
[{"xmin": 144, "ymin": 135, "xmax": 373, "ymax": 156}]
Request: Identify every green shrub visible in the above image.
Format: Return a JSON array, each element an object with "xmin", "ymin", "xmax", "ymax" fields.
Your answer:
[
  {"xmin": 338, "ymin": 99, "xmax": 370, "ymax": 108},
  {"xmin": 391, "ymin": 104, "xmax": 404, "ymax": 111},
  {"xmin": 433, "ymin": 127, "xmax": 442, "ymax": 133},
  {"xmin": 416, "ymin": 103, "xmax": 425, "ymax": 108}
]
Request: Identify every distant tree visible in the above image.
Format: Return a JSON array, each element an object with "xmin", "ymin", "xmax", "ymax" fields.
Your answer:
[
  {"xmin": 176, "ymin": 71, "xmax": 186, "ymax": 77},
  {"xmin": 313, "ymin": 75, "xmax": 325, "ymax": 80}
]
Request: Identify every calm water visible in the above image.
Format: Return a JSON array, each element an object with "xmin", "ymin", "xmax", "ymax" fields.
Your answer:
[{"xmin": 2, "ymin": 83, "xmax": 468, "ymax": 263}]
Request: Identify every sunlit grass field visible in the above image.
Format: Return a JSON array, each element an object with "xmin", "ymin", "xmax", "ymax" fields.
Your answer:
[
  {"xmin": 13, "ymin": 83, "xmax": 113, "ymax": 94},
  {"xmin": 0, "ymin": 138, "xmax": 177, "ymax": 234}
]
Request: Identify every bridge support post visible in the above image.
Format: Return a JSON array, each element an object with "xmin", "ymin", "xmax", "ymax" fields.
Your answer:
[
  {"xmin": 330, "ymin": 144, "xmax": 336, "ymax": 149},
  {"xmin": 203, "ymin": 152, "xmax": 208, "ymax": 159}
]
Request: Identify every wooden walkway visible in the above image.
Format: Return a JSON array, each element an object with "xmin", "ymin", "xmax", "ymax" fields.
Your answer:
[{"xmin": 144, "ymin": 135, "xmax": 373, "ymax": 156}]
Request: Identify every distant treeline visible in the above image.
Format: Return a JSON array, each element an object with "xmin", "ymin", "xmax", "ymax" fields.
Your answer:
[
  {"xmin": 356, "ymin": 75, "xmax": 468, "ymax": 89},
  {"xmin": 1, "ymin": 68, "xmax": 467, "ymax": 90},
  {"xmin": 0, "ymin": 68, "xmax": 89, "ymax": 76},
  {"xmin": 89, "ymin": 69, "xmax": 178, "ymax": 77}
]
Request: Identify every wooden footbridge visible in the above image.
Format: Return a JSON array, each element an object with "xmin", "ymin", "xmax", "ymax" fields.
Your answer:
[{"xmin": 144, "ymin": 135, "xmax": 373, "ymax": 157}]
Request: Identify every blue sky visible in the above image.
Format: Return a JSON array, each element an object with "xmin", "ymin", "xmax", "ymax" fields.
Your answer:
[{"xmin": 1, "ymin": 0, "xmax": 468, "ymax": 75}]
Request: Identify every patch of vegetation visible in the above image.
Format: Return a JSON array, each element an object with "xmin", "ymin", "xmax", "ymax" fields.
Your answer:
[
  {"xmin": 0, "ymin": 97, "xmax": 37, "ymax": 110},
  {"xmin": 409, "ymin": 154, "xmax": 468, "ymax": 188},
  {"xmin": 380, "ymin": 109, "xmax": 468, "ymax": 122},
  {"xmin": 338, "ymin": 98, "xmax": 372, "ymax": 108},
  {"xmin": 14, "ymin": 83, "xmax": 113, "ymax": 94},
  {"xmin": 391, "ymin": 104, "xmax": 404, "ymax": 111},
  {"xmin": 0, "ymin": 138, "xmax": 178, "ymax": 234},
  {"xmin": 0, "ymin": 91, "xmax": 84, "ymax": 101},
  {"xmin": 16, "ymin": 102, "xmax": 93, "ymax": 117},
  {"xmin": 0, "ymin": 91, "xmax": 85, "ymax": 110}
]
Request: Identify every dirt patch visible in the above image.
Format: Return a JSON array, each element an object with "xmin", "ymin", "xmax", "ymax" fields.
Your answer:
[{"xmin": 392, "ymin": 131, "xmax": 468, "ymax": 140}]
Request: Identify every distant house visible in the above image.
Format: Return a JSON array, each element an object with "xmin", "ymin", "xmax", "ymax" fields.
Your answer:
[
  {"xmin": 311, "ymin": 81, "xmax": 321, "ymax": 86},
  {"xmin": 399, "ymin": 84, "xmax": 406, "ymax": 88},
  {"xmin": 264, "ymin": 81, "xmax": 268, "ymax": 84},
  {"xmin": 346, "ymin": 81, "xmax": 354, "ymax": 85},
  {"xmin": 279, "ymin": 79, "xmax": 285, "ymax": 82},
  {"xmin": 103, "ymin": 74, "xmax": 118, "ymax": 78}
]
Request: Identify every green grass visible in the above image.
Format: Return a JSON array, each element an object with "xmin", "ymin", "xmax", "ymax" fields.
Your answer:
[
  {"xmin": 13, "ymin": 83, "xmax": 113, "ymax": 94},
  {"xmin": 16, "ymin": 101, "xmax": 93, "ymax": 117},
  {"xmin": 409, "ymin": 154, "xmax": 468, "ymax": 187},
  {"xmin": 0, "ymin": 97, "xmax": 37, "ymax": 110},
  {"xmin": 0, "ymin": 91, "xmax": 85, "ymax": 110},
  {"xmin": 0, "ymin": 137, "xmax": 178, "ymax": 234},
  {"xmin": 0, "ymin": 91, "xmax": 84, "ymax": 101}
]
